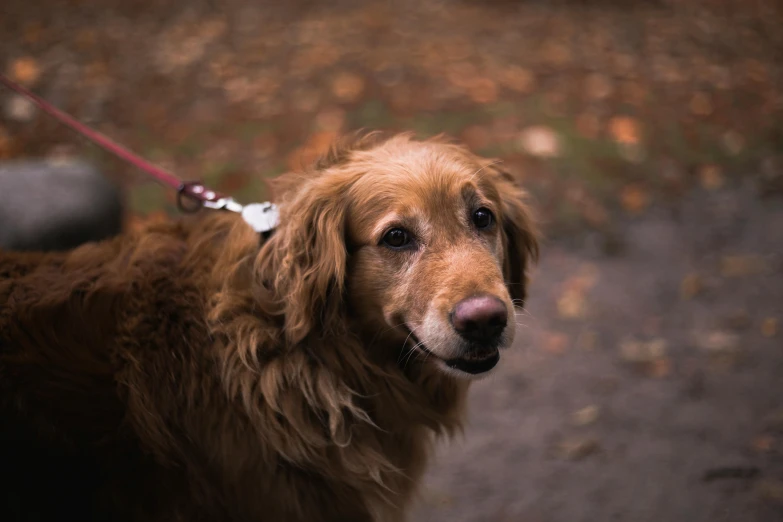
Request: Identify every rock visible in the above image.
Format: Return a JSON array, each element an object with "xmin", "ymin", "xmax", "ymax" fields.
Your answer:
[{"xmin": 0, "ymin": 159, "xmax": 123, "ymax": 252}]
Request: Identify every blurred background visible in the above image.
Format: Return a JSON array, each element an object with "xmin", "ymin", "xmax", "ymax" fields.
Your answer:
[{"xmin": 1, "ymin": 0, "xmax": 782, "ymax": 520}]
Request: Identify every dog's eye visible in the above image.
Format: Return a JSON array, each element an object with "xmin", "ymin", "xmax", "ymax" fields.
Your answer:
[
  {"xmin": 382, "ymin": 228, "xmax": 411, "ymax": 249},
  {"xmin": 473, "ymin": 208, "xmax": 494, "ymax": 229}
]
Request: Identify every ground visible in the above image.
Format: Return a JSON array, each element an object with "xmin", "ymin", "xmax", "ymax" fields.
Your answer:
[
  {"xmin": 1, "ymin": 0, "xmax": 782, "ymax": 520},
  {"xmin": 413, "ymin": 182, "xmax": 783, "ymax": 521}
]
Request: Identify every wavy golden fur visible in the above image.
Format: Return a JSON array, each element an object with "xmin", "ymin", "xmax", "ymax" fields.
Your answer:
[{"xmin": 0, "ymin": 132, "xmax": 538, "ymax": 522}]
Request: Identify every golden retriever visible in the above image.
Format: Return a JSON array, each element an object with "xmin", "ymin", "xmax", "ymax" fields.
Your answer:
[{"xmin": 0, "ymin": 132, "xmax": 538, "ymax": 522}]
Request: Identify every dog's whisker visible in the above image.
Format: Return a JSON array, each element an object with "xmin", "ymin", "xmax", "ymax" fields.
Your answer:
[
  {"xmin": 403, "ymin": 340, "xmax": 426, "ymax": 369},
  {"xmin": 468, "ymin": 158, "xmax": 502, "ymax": 182},
  {"xmin": 396, "ymin": 322, "xmax": 424, "ymax": 365}
]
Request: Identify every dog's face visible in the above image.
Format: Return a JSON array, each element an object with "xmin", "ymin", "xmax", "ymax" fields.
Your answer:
[{"xmin": 262, "ymin": 134, "xmax": 537, "ymax": 380}]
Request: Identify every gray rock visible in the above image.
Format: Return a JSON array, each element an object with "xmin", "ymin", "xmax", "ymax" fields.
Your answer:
[{"xmin": 0, "ymin": 159, "xmax": 123, "ymax": 252}]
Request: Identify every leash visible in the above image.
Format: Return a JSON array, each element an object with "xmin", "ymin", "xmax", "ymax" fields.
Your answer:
[{"xmin": 0, "ymin": 73, "xmax": 279, "ymax": 234}]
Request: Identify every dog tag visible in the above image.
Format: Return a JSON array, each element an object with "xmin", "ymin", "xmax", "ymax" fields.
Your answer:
[{"xmin": 241, "ymin": 202, "xmax": 279, "ymax": 233}]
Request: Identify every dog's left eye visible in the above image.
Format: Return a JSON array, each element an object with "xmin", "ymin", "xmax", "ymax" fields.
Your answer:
[
  {"xmin": 472, "ymin": 208, "xmax": 494, "ymax": 229},
  {"xmin": 382, "ymin": 228, "xmax": 412, "ymax": 249}
]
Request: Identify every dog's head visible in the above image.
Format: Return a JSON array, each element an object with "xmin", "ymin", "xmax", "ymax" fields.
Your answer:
[{"xmin": 259, "ymin": 132, "xmax": 538, "ymax": 379}]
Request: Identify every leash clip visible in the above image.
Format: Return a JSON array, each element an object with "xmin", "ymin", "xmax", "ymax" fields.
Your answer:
[{"xmin": 203, "ymin": 196, "xmax": 244, "ymax": 213}]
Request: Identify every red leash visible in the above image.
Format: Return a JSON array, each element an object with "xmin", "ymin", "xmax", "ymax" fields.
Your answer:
[
  {"xmin": 0, "ymin": 73, "xmax": 232, "ymax": 213},
  {"xmin": 0, "ymin": 73, "xmax": 279, "ymax": 232}
]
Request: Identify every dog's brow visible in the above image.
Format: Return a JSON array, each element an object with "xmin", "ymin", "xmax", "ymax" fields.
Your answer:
[{"xmin": 372, "ymin": 215, "xmax": 401, "ymax": 237}]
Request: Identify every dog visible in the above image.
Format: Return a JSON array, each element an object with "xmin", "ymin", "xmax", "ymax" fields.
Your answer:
[{"xmin": 0, "ymin": 132, "xmax": 538, "ymax": 522}]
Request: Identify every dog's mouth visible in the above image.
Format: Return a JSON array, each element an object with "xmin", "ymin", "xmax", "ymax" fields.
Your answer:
[{"xmin": 403, "ymin": 329, "xmax": 500, "ymax": 375}]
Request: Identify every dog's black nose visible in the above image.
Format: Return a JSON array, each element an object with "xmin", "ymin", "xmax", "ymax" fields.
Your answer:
[{"xmin": 450, "ymin": 295, "xmax": 508, "ymax": 345}]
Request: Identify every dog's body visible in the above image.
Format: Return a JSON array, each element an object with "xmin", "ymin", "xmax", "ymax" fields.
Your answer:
[{"xmin": 0, "ymin": 133, "xmax": 537, "ymax": 522}]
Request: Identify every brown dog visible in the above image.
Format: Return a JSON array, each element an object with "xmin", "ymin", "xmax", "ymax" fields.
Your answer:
[{"xmin": 0, "ymin": 132, "xmax": 538, "ymax": 522}]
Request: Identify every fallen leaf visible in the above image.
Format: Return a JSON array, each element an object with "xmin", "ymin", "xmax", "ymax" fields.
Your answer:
[
  {"xmin": 756, "ymin": 479, "xmax": 783, "ymax": 504},
  {"xmin": 543, "ymin": 331, "xmax": 569, "ymax": 355},
  {"xmin": 689, "ymin": 92, "xmax": 713, "ymax": 116},
  {"xmin": 642, "ymin": 316, "xmax": 662, "ymax": 337},
  {"xmin": 420, "ymin": 487, "xmax": 454, "ymax": 507},
  {"xmin": 619, "ymin": 338, "xmax": 668, "ymax": 363},
  {"xmin": 291, "ymin": 87, "xmax": 321, "ymax": 113},
  {"xmin": 680, "ymin": 273, "xmax": 704, "ymax": 300},
  {"xmin": 720, "ymin": 255, "xmax": 768, "ymax": 277},
  {"xmin": 585, "ymin": 73, "xmax": 613, "ymax": 100},
  {"xmin": 251, "ymin": 134, "xmax": 278, "ymax": 161},
  {"xmin": 314, "ymin": 107, "xmax": 346, "ymax": 132},
  {"xmin": 577, "ymin": 330, "xmax": 598, "ymax": 351},
  {"xmin": 4, "ymin": 95, "xmax": 36, "ymax": 122},
  {"xmin": 581, "ymin": 197, "xmax": 610, "ymax": 227},
  {"xmin": 517, "ymin": 126, "xmax": 561, "ymax": 158},
  {"xmin": 620, "ymin": 184, "xmax": 649, "ymax": 214},
  {"xmin": 699, "ymin": 164, "xmax": 724, "ymax": 190},
  {"xmin": 618, "ymin": 143, "xmax": 646, "ymax": 164},
  {"xmin": 500, "ymin": 66, "xmax": 535, "ymax": 93},
  {"xmin": 764, "ymin": 410, "xmax": 783, "ymax": 432},
  {"xmin": 646, "ymin": 357, "xmax": 672, "ymax": 379},
  {"xmin": 8, "ymin": 56, "xmax": 41, "ymax": 86},
  {"xmin": 620, "ymin": 338, "xmax": 667, "ymax": 362},
  {"xmin": 541, "ymin": 42, "xmax": 572, "ymax": 66},
  {"xmin": 761, "ymin": 317, "xmax": 778, "ymax": 338},
  {"xmin": 46, "ymin": 144, "xmax": 78, "ymax": 162},
  {"xmin": 467, "ymin": 78, "xmax": 498, "ymax": 104},
  {"xmin": 744, "ymin": 58, "xmax": 769, "ymax": 83},
  {"xmin": 621, "ymin": 80, "xmax": 647, "ymax": 106},
  {"xmin": 553, "ymin": 437, "xmax": 600, "ymax": 460},
  {"xmin": 75, "ymin": 28, "xmax": 98, "ymax": 50},
  {"xmin": 557, "ymin": 288, "xmax": 587, "ymax": 319},
  {"xmin": 752, "ymin": 435, "xmax": 775, "ymax": 453},
  {"xmin": 721, "ymin": 310, "xmax": 752, "ymax": 331},
  {"xmin": 697, "ymin": 330, "xmax": 740, "ymax": 353},
  {"xmin": 0, "ymin": 126, "xmax": 11, "ymax": 158},
  {"xmin": 576, "ymin": 263, "xmax": 600, "ymax": 289},
  {"xmin": 288, "ymin": 131, "xmax": 338, "ymax": 169},
  {"xmin": 331, "ymin": 72, "xmax": 365, "ymax": 103},
  {"xmin": 461, "ymin": 125, "xmax": 492, "ymax": 151},
  {"xmin": 575, "ymin": 112, "xmax": 601, "ymax": 139},
  {"xmin": 23, "ymin": 22, "xmax": 44, "ymax": 45},
  {"xmin": 608, "ymin": 116, "xmax": 641, "ymax": 145},
  {"xmin": 722, "ymin": 131, "xmax": 745, "ymax": 156},
  {"xmin": 572, "ymin": 405, "xmax": 600, "ymax": 426},
  {"xmin": 614, "ymin": 53, "xmax": 637, "ymax": 75}
]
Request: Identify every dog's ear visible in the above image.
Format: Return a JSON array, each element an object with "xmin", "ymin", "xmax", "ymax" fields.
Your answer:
[
  {"xmin": 258, "ymin": 174, "xmax": 350, "ymax": 345},
  {"xmin": 490, "ymin": 165, "xmax": 539, "ymax": 308}
]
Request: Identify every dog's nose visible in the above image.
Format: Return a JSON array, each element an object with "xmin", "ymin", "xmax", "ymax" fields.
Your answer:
[{"xmin": 450, "ymin": 295, "xmax": 508, "ymax": 345}]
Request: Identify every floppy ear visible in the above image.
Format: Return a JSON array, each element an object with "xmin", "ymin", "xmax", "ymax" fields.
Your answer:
[
  {"xmin": 491, "ymin": 166, "xmax": 539, "ymax": 307},
  {"xmin": 257, "ymin": 175, "xmax": 349, "ymax": 345}
]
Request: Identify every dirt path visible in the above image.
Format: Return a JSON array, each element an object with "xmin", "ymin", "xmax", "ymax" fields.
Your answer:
[{"xmin": 413, "ymin": 181, "xmax": 783, "ymax": 521}]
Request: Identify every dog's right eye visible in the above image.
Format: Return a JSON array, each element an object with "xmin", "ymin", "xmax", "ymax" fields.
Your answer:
[{"xmin": 381, "ymin": 228, "xmax": 412, "ymax": 249}]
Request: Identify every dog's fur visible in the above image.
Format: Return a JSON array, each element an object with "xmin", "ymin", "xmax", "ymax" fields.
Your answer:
[{"xmin": 0, "ymin": 132, "xmax": 538, "ymax": 522}]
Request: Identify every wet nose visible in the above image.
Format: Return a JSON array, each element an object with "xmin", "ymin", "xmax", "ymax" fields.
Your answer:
[{"xmin": 450, "ymin": 295, "xmax": 508, "ymax": 345}]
